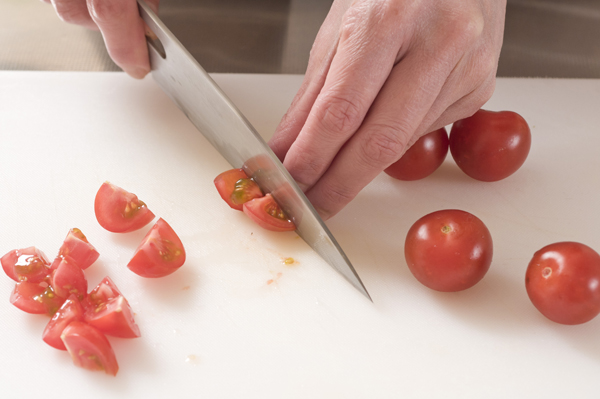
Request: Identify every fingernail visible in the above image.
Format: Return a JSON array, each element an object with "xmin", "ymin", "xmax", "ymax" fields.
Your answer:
[
  {"xmin": 129, "ymin": 67, "xmax": 150, "ymax": 79},
  {"xmin": 314, "ymin": 207, "xmax": 331, "ymax": 221}
]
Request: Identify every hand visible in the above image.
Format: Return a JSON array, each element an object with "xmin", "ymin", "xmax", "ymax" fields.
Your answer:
[
  {"xmin": 268, "ymin": 0, "xmax": 506, "ymax": 219},
  {"xmin": 42, "ymin": 0, "xmax": 160, "ymax": 78}
]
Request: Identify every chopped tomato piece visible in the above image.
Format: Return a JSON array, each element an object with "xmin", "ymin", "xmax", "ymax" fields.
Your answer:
[
  {"xmin": 10, "ymin": 281, "xmax": 65, "ymax": 315},
  {"xmin": 214, "ymin": 168, "xmax": 264, "ymax": 210},
  {"xmin": 56, "ymin": 228, "xmax": 99, "ymax": 270},
  {"xmin": 61, "ymin": 321, "xmax": 119, "ymax": 376},
  {"xmin": 50, "ymin": 258, "xmax": 87, "ymax": 300},
  {"xmin": 82, "ymin": 276, "xmax": 122, "ymax": 310},
  {"xmin": 84, "ymin": 295, "xmax": 141, "ymax": 338},
  {"xmin": 243, "ymin": 194, "xmax": 296, "ymax": 232},
  {"xmin": 94, "ymin": 182, "xmax": 155, "ymax": 233},
  {"xmin": 2, "ymin": 247, "xmax": 50, "ymax": 283},
  {"xmin": 127, "ymin": 218, "xmax": 186, "ymax": 278},
  {"xmin": 42, "ymin": 295, "xmax": 84, "ymax": 350}
]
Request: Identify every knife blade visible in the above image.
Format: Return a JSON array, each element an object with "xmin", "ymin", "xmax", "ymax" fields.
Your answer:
[{"xmin": 137, "ymin": 0, "xmax": 371, "ymax": 301}]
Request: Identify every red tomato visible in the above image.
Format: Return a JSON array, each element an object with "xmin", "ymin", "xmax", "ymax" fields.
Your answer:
[
  {"xmin": 1, "ymin": 247, "xmax": 50, "ymax": 283},
  {"xmin": 525, "ymin": 242, "xmax": 600, "ymax": 325},
  {"xmin": 127, "ymin": 218, "xmax": 186, "ymax": 278},
  {"xmin": 61, "ymin": 321, "xmax": 119, "ymax": 376},
  {"xmin": 384, "ymin": 128, "xmax": 449, "ymax": 181},
  {"xmin": 10, "ymin": 281, "xmax": 65, "ymax": 315},
  {"xmin": 449, "ymin": 109, "xmax": 531, "ymax": 182},
  {"xmin": 84, "ymin": 295, "xmax": 141, "ymax": 338},
  {"xmin": 42, "ymin": 294, "xmax": 84, "ymax": 350},
  {"xmin": 56, "ymin": 228, "xmax": 99, "ymax": 270},
  {"xmin": 404, "ymin": 209, "xmax": 493, "ymax": 292},
  {"xmin": 243, "ymin": 194, "xmax": 296, "ymax": 232},
  {"xmin": 94, "ymin": 182, "xmax": 155, "ymax": 233},
  {"xmin": 214, "ymin": 168, "xmax": 264, "ymax": 210},
  {"xmin": 50, "ymin": 258, "xmax": 87, "ymax": 300},
  {"xmin": 82, "ymin": 276, "xmax": 122, "ymax": 310}
]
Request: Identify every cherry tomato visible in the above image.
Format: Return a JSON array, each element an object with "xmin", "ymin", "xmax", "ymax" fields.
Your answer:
[
  {"xmin": 61, "ymin": 321, "xmax": 119, "ymax": 376},
  {"xmin": 214, "ymin": 168, "xmax": 264, "ymax": 210},
  {"xmin": 525, "ymin": 242, "xmax": 600, "ymax": 325},
  {"xmin": 449, "ymin": 109, "xmax": 531, "ymax": 182},
  {"xmin": 2, "ymin": 247, "xmax": 50, "ymax": 283},
  {"xmin": 55, "ymin": 228, "xmax": 99, "ymax": 270},
  {"xmin": 84, "ymin": 295, "xmax": 141, "ymax": 338},
  {"xmin": 10, "ymin": 281, "xmax": 65, "ymax": 315},
  {"xmin": 82, "ymin": 276, "xmax": 122, "ymax": 310},
  {"xmin": 127, "ymin": 218, "xmax": 186, "ymax": 278},
  {"xmin": 384, "ymin": 128, "xmax": 449, "ymax": 181},
  {"xmin": 243, "ymin": 194, "xmax": 296, "ymax": 232},
  {"xmin": 42, "ymin": 294, "xmax": 84, "ymax": 350},
  {"xmin": 50, "ymin": 258, "xmax": 87, "ymax": 300},
  {"xmin": 94, "ymin": 182, "xmax": 155, "ymax": 233},
  {"xmin": 404, "ymin": 209, "xmax": 493, "ymax": 292}
]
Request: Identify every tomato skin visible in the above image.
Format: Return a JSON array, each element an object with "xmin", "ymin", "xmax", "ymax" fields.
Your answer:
[
  {"xmin": 10, "ymin": 281, "xmax": 65, "ymax": 315},
  {"xmin": 127, "ymin": 218, "xmax": 186, "ymax": 278},
  {"xmin": 449, "ymin": 109, "xmax": 531, "ymax": 182},
  {"xmin": 214, "ymin": 168, "xmax": 264, "ymax": 210},
  {"xmin": 94, "ymin": 182, "xmax": 155, "ymax": 233},
  {"xmin": 526, "ymin": 242, "xmax": 600, "ymax": 325},
  {"xmin": 384, "ymin": 128, "xmax": 449, "ymax": 181},
  {"xmin": 50, "ymin": 258, "xmax": 88, "ymax": 300},
  {"xmin": 84, "ymin": 295, "xmax": 141, "ymax": 338},
  {"xmin": 57, "ymin": 228, "xmax": 99, "ymax": 270},
  {"xmin": 243, "ymin": 194, "xmax": 296, "ymax": 232},
  {"xmin": 42, "ymin": 295, "xmax": 85, "ymax": 350},
  {"xmin": 2, "ymin": 247, "xmax": 50, "ymax": 283},
  {"xmin": 404, "ymin": 209, "xmax": 493, "ymax": 292},
  {"xmin": 61, "ymin": 321, "xmax": 119, "ymax": 376}
]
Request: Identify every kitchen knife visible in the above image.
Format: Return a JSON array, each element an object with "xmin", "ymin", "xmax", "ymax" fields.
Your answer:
[{"xmin": 137, "ymin": 0, "xmax": 371, "ymax": 301}]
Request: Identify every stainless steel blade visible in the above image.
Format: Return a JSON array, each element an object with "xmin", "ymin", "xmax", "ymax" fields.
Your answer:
[{"xmin": 137, "ymin": 0, "xmax": 371, "ymax": 301}]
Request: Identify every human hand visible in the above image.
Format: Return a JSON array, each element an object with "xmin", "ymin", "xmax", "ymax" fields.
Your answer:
[
  {"xmin": 268, "ymin": 0, "xmax": 506, "ymax": 219},
  {"xmin": 42, "ymin": 0, "xmax": 160, "ymax": 78}
]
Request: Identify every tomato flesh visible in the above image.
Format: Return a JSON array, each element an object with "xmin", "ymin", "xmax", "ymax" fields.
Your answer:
[
  {"xmin": 84, "ymin": 295, "xmax": 141, "ymax": 338},
  {"xmin": 42, "ymin": 295, "xmax": 85, "ymax": 350},
  {"xmin": 526, "ymin": 242, "xmax": 600, "ymax": 325},
  {"xmin": 243, "ymin": 194, "xmax": 296, "ymax": 232},
  {"xmin": 94, "ymin": 182, "xmax": 155, "ymax": 233},
  {"xmin": 10, "ymin": 281, "xmax": 65, "ymax": 315},
  {"xmin": 56, "ymin": 228, "xmax": 99, "ymax": 270},
  {"xmin": 50, "ymin": 258, "xmax": 87, "ymax": 300},
  {"xmin": 2, "ymin": 247, "xmax": 50, "ymax": 283},
  {"xmin": 82, "ymin": 276, "xmax": 122, "ymax": 310},
  {"xmin": 214, "ymin": 168, "xmax": 264, "ymax": 210},
  {"xmin": 384, "ymin": 128, "xmax": 448, "ymax": 181},
  {"xmin": 61, "ymin": 321, "xmax": 119, "ymax": 376},
  {"xmin": 127, "ymin": 218, "xmax": 186, "ymax": 278},
  {"xmin": 404, "ymin": 209, "xmax": 493, "ymax": 292},
  {"xmin": 449, "ymin": 109, "xmax": 531, "ymax": 182}
]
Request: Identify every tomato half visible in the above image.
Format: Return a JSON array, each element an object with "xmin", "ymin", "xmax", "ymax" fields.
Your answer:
[
  {"xmin": 242, "ymin": 194, "xmax": 296, "ymax": 232},
  {"xmin": 449, "ymin": 109, "xmax": 531, "ymax": 182},
  {"xmin": 50, "ymin": 258, "xmax": 87, "ymax": 300},
  {"xmin": 127, "ymin": 218, "xmax": 186, "ymax": 278},
  {"xmin": 84, "ymin": 295, "xmax": 141, "ymax": 338},
  {"xmin": 1, "ymin": 247, "xmax": 50, "ymax": 283},
  {"xmin": 61, "ymin": 321, "xmax": 119, "ymax": 376},
  {"xmin": 56, "ymin": 228, "xmax": 99, "ymax": 270},
  {"xmin": 42, "ymin": 295, "xmax": 85, "ymax": 350},
  {"xmin": 10, "ymin": 281, "xmax": 65, "ymax": 315},
  {"xmin": 94, "ymin": 182, "xmax": 155, "ymax": 233},
  {"xmin": 404, "ymin": 209, "xmax": 493, "ymax": 292},
  {"xmin": 214, "ymin": 168, "xmax": 264, "ymax": 210},
  {"xmin": 384, "ymin": 128, "xmax": 449, "ymax": 181},
  {"xmin": 525, "ymin": 242, "xmax": 600, "ymax": 325}
]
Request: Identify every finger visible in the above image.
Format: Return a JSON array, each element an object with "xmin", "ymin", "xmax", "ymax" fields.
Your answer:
[
  {"xmin": 281, "ymin": 1, "xmax": 406, "ymax": 191},
  {"xmin": 51, "ymin": 0, "xmax": 97, "ymax": 30},
  {"xmin": 87, "ymin": 0, "xmax": 151, "ymax": 78}
]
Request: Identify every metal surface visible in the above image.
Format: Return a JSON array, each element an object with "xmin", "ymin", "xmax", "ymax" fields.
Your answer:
[{"xmin": 137, "ymin": 0, "xmax": 370, "ymax": 300}]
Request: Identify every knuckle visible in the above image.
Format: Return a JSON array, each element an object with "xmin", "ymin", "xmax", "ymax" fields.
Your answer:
[
  {"xmin": 53, "ymin": 2, "xmax": 90, "ymax": 25},
  {"xmin": 317, "ymin": 93, "xmax": 364, "ymax": 135},
  {"xmin": 87, "ymin": 0, "xmax": 128, "ymax": 24},
  {"xmin": 288, "ymin": 150, "xmax": 326, "ymax": 187},
  {"xmin": 360, "ymin": 122, "xmax": 410, "ymax": 167},
  {"xmin": 320, "ymin": 181, "xmax": 355, "ymax": 211}
]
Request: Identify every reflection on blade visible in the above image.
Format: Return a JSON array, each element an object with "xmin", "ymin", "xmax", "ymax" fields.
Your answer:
[{"xmin": 137, "ymin": 0, "xmax": 371, "ymax": 300}]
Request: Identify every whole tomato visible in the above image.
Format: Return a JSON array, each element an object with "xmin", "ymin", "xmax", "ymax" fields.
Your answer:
[
  {"xmin": 384, "ymin": 128, "xmax": 448, "ymax": 181},
  {"xmin": 526, "ymin": 242, "xmax": 600, "ymax": 325},
  {"xmin": 449, "ymin": 109, "xmax": 531, "ymax": 182},
  {"xmin": 404, "ymin": 209, "xmax": 493, "ymax": 292}
]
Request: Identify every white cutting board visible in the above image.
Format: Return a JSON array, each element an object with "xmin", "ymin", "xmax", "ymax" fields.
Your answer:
[{"xmin": 1, "ymin": 72, "xmax": 599, "ymax": 398}]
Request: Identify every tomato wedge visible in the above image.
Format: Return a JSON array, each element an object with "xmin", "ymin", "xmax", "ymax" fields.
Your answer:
[
  {"xmin": 50, "ymin": 258, "xmax": 87, "ymax": 300},
  {"xmin": 94, "ymin": 182, "xmax": 155, "ymax": 233},
  {"xmin": 243, "ymin": 194, "xmax": 296, "ymax": 232},
  {"xmin": 10, "ymin": 281, "xmax": 65, "ymax": 315},
  {"xmin": 61, "ymin": 321, "xmax": 119, "ymax": 376},
  {"xmin": 214, "ymin": 168, "xmax": 264, "ymax": 210},
  {"xmin": 2, "ymin": 247, "xmax": 50, "ymax": 283},
  {"xmin": 82, "ymin": 276, "xmax": 122, "ymax": 310},
  {"xmin": 56, "ymin": 228, "xmax": 99, "ymax": 270},
  {"xmin": 42, "ymin": 294, "xmax": 85, "ymax": 350},
  {"xmin": 84, "ymin": 295, "xmax": 141, "ymax": 338},
  {"xmin": 127, "ymin": 218, "xmax": 186, "ymax": 278}
]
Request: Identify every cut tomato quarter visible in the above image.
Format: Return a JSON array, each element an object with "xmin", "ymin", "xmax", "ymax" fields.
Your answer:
[
  {"xmin": 243, "ymin": 194, "xmax": 296, "ymax": 232},
  {"xmin": 61, "ymin": 321, "xmax": 119, "ymax": 376},
  {"xmin": 94, "ymin": 182, "xmax": 155, "ymax": 233},
  {"xmin": 42, "ymin": 294, "xmax": 85, "ymax": 350}
]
